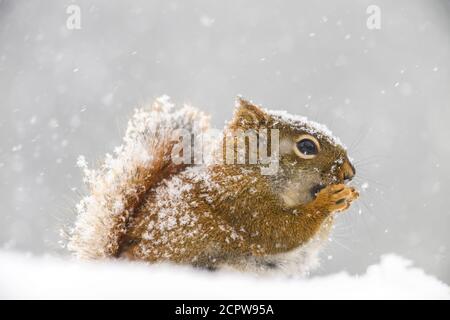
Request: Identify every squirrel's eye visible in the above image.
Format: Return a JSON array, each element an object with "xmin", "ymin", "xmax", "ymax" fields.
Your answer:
[{"xmin": 294, "ymin": 135, "xmax": 320, "ymax": 159}]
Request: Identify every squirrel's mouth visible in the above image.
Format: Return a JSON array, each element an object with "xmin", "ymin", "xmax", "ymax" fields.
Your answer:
[
  {"xmin": 310, "ymin": 167, "xmax": 355, "ymax": 199},
  {"xmin": 310, "ymin": 184, "xmax": 326, "ymax": 198}
]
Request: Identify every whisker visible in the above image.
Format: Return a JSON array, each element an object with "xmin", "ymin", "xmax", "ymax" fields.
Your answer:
[
  {"xmin": 329, "ymin": 237, "xmax": 353, "ymax": 253},
  {"xmin": 353, "ymin": 176, "xmax": 386, "ymax": 189},
  {"xmin": 348, "ymin": 125, "xmax": 370, "ymax": 153}
]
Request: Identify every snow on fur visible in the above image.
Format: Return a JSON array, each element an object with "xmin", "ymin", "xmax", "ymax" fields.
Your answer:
[
  {"xmin": 266, "ymin": 109, "xmax": 345, "ymax": 148},
  {"xmin": 67, "ymin": 96, "xmax": 346, "ymax": 263},
  {"xmin": 68, "ymin": 96, "xmax": 210, "ymax": 259},
  {"xmin": 0, "ymin": 251, "xmax": 448, "ymax": 299}
]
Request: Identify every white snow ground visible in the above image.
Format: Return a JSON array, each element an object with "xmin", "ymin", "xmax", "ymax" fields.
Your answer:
[{"xmin": 0, "ymin": 250, "xmax": 448, "ymax": 300}]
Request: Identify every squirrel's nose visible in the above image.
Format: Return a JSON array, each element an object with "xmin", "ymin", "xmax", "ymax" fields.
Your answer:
[{"xmin": 342, "ymin": 160, "xmax": 356, "ymax": 182}]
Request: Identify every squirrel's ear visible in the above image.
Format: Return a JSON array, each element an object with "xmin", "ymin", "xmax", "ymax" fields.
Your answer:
[{"xmin": 231, "ymin": 97, "xmax": 268, "ymax": 129}]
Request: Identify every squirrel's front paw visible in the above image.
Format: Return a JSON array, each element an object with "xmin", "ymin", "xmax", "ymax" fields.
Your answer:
[{"xmin": 315, "ymin": 184, "xmax": 359, "ymax": 214}]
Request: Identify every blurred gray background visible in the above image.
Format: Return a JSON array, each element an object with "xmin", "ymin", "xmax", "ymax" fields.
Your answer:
[{"xmin": 1, "ymin": 0, "xmax": 449, "ymax": 283}]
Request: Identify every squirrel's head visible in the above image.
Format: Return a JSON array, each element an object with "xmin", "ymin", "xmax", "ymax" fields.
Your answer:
[{"xmin": 230, "ymin": 98, "xmax": 356, "ymax": 208}]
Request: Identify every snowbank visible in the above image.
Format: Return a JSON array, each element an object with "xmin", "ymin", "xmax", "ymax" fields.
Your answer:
[{"xmin": 0, "ymin": 250, "xmax": 448, "ymax": 300}]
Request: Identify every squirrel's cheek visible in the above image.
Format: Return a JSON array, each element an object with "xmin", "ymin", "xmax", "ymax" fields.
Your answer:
[
  {"xmin": 279, "ymin": 180, "xmax": 317, "ymax": 207},
  {"xmin": 279, "ymin": 138, "xmax": 295, "ymax": 155}
]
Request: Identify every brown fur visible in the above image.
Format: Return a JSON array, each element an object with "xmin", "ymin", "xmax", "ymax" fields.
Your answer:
[{"xmin": 114, "ymin": 99, "xmax": 358, "ymax": 270}]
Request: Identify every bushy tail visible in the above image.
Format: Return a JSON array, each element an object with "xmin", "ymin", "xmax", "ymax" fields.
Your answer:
[{"xmin": 67, "ymin": 96, "xmax": 210, "ymax": 259}]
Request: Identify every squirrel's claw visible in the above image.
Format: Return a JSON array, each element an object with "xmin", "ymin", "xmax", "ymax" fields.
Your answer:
[{"xmin": 314, "ymin": 184, "xmax": 359, "ymax": 214}]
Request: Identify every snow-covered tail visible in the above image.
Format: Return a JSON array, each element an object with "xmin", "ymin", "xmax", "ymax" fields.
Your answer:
[{"xmin": 68, "ymin": 96, "xmax": 210, "ymax": 259}]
